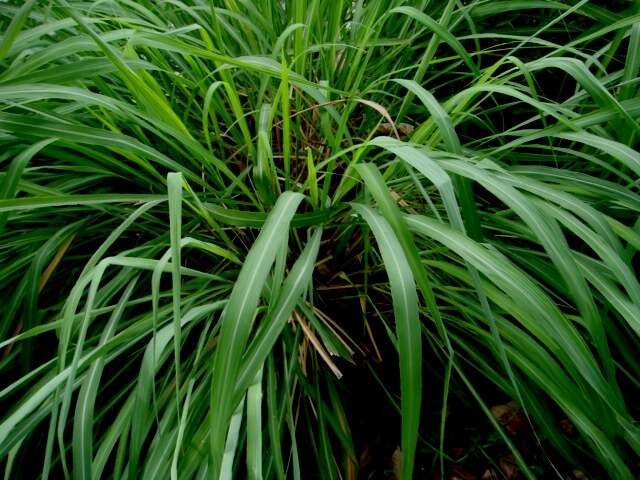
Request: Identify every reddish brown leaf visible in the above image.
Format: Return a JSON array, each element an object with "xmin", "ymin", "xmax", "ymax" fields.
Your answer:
[
  {"xmin": 449, "ymin": 465, "xmax": 477, "ymax": 480},
  {"xmin": 491, "ymin": 401, "xmax": 526, "ymax": 435},
  {"xmin": 560, "ymin": 418, "xmax": 576, "ymax": 436}
]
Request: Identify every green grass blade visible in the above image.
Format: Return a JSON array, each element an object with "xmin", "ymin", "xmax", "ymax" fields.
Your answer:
[
  {"xmin": 209, "ymin": 192, "xmax": 303, "ymax": 478},
  {"xmin": 351, "ymin": 203, "xmax": 421, "ymax": 480}
]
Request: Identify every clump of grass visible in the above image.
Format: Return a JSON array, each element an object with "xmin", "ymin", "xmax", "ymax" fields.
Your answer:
[{"xmin": 1, "ymin": 0, "xmax": 639, "ymax": 478}]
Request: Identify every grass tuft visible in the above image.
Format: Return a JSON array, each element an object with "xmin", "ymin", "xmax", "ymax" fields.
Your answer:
[{"xmin": 1, "ymin": 1, "xmax": 639, "ymax": 478}]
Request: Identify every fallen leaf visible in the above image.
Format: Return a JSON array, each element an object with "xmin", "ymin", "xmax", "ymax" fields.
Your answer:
[
  {"xmin": 480, "ymin": 468, "xmax": 498, "ymax": 480},
  {"xmin": 481, "ymin": 469, "xmax": 498, "ymax": 480},
  {"xmin": 450, "ymin": 465, "xmax": 478, "ymax": 480},
  {"xmin": 560, "ymin": 418, "xmax": 576, "ymax": 436},
  {"xmin": 499, "ymin": 455, "xmax": 518, "ymax": 479},
  {"xmin": 491, "ymin": 401, "xmax": 526, "ymax": 435},
  {"xmin": 392, "ymin": 447, "xmax": 402, "ymax": 480},
  {"xmin": 358, "ymin": 444, "xmax": 372, "ymax": 470},
  {"xmin": 451, "ymin": 447, "xmax": 465, "ymax": 458},
  {"xmin": 450, "ymin": 465, "xmax": 477, "ymax": 480}
]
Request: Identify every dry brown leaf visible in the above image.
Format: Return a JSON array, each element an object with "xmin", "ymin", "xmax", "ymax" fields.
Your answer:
[
  {"xmin": 450, "ymin": 465, "xmax": 477, "ymax": 480},
  {"xmin": 377, "ymin": 122, "xmax": 415, "ymax": 137},
  {"xmin": 359, "ymin": 445, "xmax": 373, "ymax": 471},
  {"xmin": 390, "ymin": 190, "xmax": 418, "ymax": 214},
  {"xmin": 499, "ymin": 455, "xmax": 518, "ymax": 480},
  {"xmin": 491, "ymin": 401, "xmax": 526, "ymax": 435},
  {"xmin": 481, "ymin": 469, "xmax": 498, "ymax": 480},
  {"xmin": 356, "ymin": 98, "xmax": 399, "ymax": 139},
  {"xmin": 3, "ymin": 233, "xmax": 75, "ymax": 359},
  {"xmin": 295, "ymin": 311, "xmax": 342, "ymax": 378},
  {"xmin": 39, "ymin": 233, "xmax": 75, "ymax": 292},
  {"xmin": 391, "ymin": 447, "xmax": 402, "ymax": 480}
]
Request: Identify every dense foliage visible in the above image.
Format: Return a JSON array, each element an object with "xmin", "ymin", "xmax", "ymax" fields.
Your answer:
[{"xmin": 1, "ymin": 0, "xmax": 639, "ymax": 478}]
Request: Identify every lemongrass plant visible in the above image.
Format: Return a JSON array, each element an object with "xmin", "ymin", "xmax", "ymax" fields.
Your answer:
[{"xmin": 1, "ymin": 0, "xmax": 639, "ymax": 478}]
